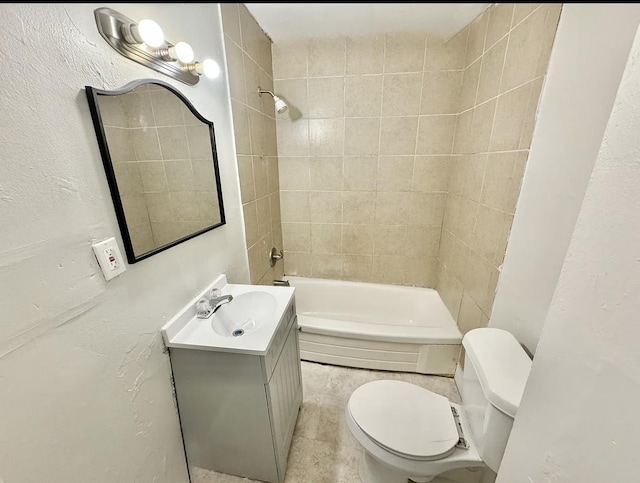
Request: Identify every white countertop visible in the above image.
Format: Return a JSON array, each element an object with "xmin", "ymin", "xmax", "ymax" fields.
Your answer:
[{"xmin": 161, "ymin": 274, "xmax": 295, "ymax": 355}]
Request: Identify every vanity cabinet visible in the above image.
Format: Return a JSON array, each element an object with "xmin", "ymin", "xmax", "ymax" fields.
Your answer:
[{"xmin": 168, "ymin": 296, "xmax": 302, "ymax": 483}]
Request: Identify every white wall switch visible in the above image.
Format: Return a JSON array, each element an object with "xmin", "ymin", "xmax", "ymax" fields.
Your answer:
[{"xmin": 92, "ymin": 237, "xmax": 127, "ymax": 281}]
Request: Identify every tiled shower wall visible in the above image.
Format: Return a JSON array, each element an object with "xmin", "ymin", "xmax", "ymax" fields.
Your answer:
[
  {"xmin": 437, "ymin": 4, "xmax": 562, "ymax": 332},
  {"xmin": 221, "ymin": 4, "xmax": 284, "ymax": 284},
  {"xmin": 272, "ymin": 32, "xmax": 467, "ymax": 286}
]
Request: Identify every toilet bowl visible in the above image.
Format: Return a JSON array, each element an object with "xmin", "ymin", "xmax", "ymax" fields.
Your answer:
[
  {"xmin": 346, "ymin": 380, "xmax": 483, "ymax": 483},
  {"xmin": 345, "ymin": 328, "xmax": 532, "ymax": 483}
]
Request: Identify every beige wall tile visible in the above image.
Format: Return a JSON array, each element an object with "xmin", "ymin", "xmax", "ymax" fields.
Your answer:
[
  {"xmin": 485, "ymin": 3, "xmax": 514, "ymax": 49},
  {"xmin": 278, "ymin": 157, "xmax": 310, "ymax": 190},
  {"xmin": 412, "ymin": 156, "xmax": 449, "ymax": 192},
  {"xmin": 346, "ymin": 35, "xmax": 384, "ymax": 75},
  {"xmin": 247, "ymin": 109, "xmax": 266, "ymax": 156},
  {"xmin": 138, "ymin": 162, "xmax": 168, "ymax": 192},
  {"xmin": 377, "ymin": 156, "xmax": 414, "ymax": 192},
  {"xmin": 239, "ymin": 5, "xmax": 272, "ymax": 75},
  {"xmin": 458, "ymin": 59, "xmax": 481, "ymax": 113},
  {"xmin": 344, "ymin": 156, "xmax": 378, "ymax": 191},
  {"xmin": 220, "ymin": 3, "xmax": 241, "ymax": 46},
  {"xmin": 308, "ymin": 38, "xmax": 346, "ymax": 77},
  {"xmin": 280, "ymin": 191, "xmax": 310, "ymax": 222},
  {"xmin": 456, "ymin": 198, "xmax": 478, "ymax": 245},
  {"xmin": 371, "ymin": 255, "xmax": 405, "ymax": 285},
  {"xmin": 405, "ymin": 225, "xmax": 441, "ymax": 258},
  {"xmin": 519, "ymin": 77, "xmax": 544, "ymax": 149},
  {"xmin": 253, "ymin": 155, "xmax": 270, "ymax": 199},
  {"xmin": 481, "ymin": 151, "xmax": 527, "ymax": 213},
  {"xmin": 242, "ymin": 201, "xmax": 259, "ymax": 247},
  {"xmin": 458, "ymin": 292, "xmax": 485, "ymax": 334},
  {"xmin": 345, "ymin": 118, "xmax": 381, "ymax": 155},
  {"xmin": 123, "ymin": 92, "xmax": 154, "ymax": 129},
  {"xmin": 274, "ymin": 79, "xmax": 308, "ymax": 117},
  {"xmin": 230, "ymin": 100, "xmax": 251, "ymax": 155},
  {"xmin": 439, "ymin": 230, "xmax": 469, "ymax": 281},
  {"xmin": 270, "ymin": 193, "xmax": 282, "ymax": 228},
  {"xmin": 104, "ymin": 128, "xmax": 135, "ymax": 162},
  {"xmin": 342, "ymin": 255, "xmax": 373, "ymax": 282},
  {"xmin": 409, "ymin": 192, "xmax": 446, "ymax": 226},
  {"xmin": 311, "ymin": 254, "xmax": 343, "ymax": 279},
  {"xmin": 466, "ymin": 13, "xmax": 488, "ymax": 67},
  {"xmin": 464, "ymin": 251, "xmax": 499, "ymax": 315},
  {"xmin": 345, "ymin": 75, "xmax": 383, "ymax": 117},
  {"xmin": 452, "ymin": 110, "xmax": 472, "ymax": 155},
  {"xmin": 343, "ymin": 191, "xmax": 376, "ymax": 224},
  {"xmin": 384, "ymin": 33, "xmax": 426, "ymax": 73},
  {"xmin": 416, "ymin": 115, "xmax": 456, "ymax": 155},
  {"xmin": 98, "ymin": 96, "xmax": 126, "ymax": 128},
  {"xmin": 382, "ymin": 73, "xmax": 423, "ymax": 116},
  {"xmin": 185, "ymin": 125, "xmax": 212, "ymax": 159},
  {"xmin": 143, "ymin": 192, "xmax": 170, "ymax": 223},
  {"xmin": 442, "ymin": 194, "xmax": 460, "ymax": 234},
  {"xmin": 273, "ymin": 41, "xmax": 308, "ymax": 80},
  {"xmin": 225, "ymin": 40, "xmax": 247, "ymax": 102},
  {"xmin": 276, "ymin": 119, "xmax": 309, "ymax": 156},
  {"xmin": 308, "ymin": 77, "xmax": 344, "ymax": 119},
  {"xmin": 425, "ymin": 30, "xmax": 467, "ymax": 71},
  {"xmin": 267, "ymin": 156, "xmax": 280, "ymax": 195},
  {"xmin": 535, "ymin": 4, "xmax": 562, "ymax": 79},
  {"xmin": 476, "ymin": 37, "xmax": 507, "ymax": 104},
  {"xmin": 309, "ymin": 191, "xmax": 342, "ymax": 223},
  {"xmin": 248, "ymin": 236, "xmax": 270, "ymax": 283},
  {"xmin": 243, "ymin": 56, "xmax": 263, "ymax": 113},
  {"xmin": 380, "ymin": 116, "xmax": 419, "ymax": 155},
  {"xmin": 490, "ymin": 82, "xmax": 531, "ymax": 152},
  {"xmin": 311, "ymin": 223, "xmax": 342, "ymax": 254},
  {"xmin": 192, "ymin": 159, "xmax": 216, "ymax": 191},
  {"xmin": 375, "ymin": 191, "xmax": 411, "ymax": 225},
  {"xmin": 130, "ymin": 223, "xmax": 154, "ymax": 255},
  {"xmin": 171, "ymin": 191, "xmax": 200, "ymax": 221},
  {"xmin": 259, "ymin": 69, "xmax": 276, "ymax": 117},
  {"xmin": 373, "ymin": 225, "xmax": 407, "ymax": 255},
  {"xmin": 447, "ymin": 156, "xmax": 463, "ymax": 197},
  {"xmin": 283, "ymin": 251, "xmax": 311, "ymax": 277},
  {"xmin": 256, "ymin": 196, "xmax": 271, "ymax": 238},
  {"xmin": 342, "ymin": 224, "xmax": 374, "ymax": 255},
  {"xmin": 310, "ymin": 157, "xmax": 343, "ymax": 191},
  {"xmin": 309, "ymin": 119, "xmax": 344, "ymax": 156},
  {"xmin": 421, "ymin": 70, "xmax": 463, "ymax": 115},
  {"xmin": 513, "ymin": 4, "xmax": 539, "ymax": 26},
  {"xmin": 472, "ymin": 205, "xmax": 513, "ymax": 266},
  {"xmin": 469, "ymin": 99, "xmax": 496, "ymax": 154},
  {"xmin": 437, "ymin": 265, "xmax": 464, "ymax": 320},
  {"xmin": 460, "ymin": 154, "xmax": 487, "ymax": 202},
  {"xmin": 403, "ymin": 256, "xmax": 438, "ymax": 288}
]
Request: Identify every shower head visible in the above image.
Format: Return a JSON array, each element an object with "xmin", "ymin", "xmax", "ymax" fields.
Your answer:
[{"xmin": 258, "ymin": 87, "xmax": 289, "ymax": 114}]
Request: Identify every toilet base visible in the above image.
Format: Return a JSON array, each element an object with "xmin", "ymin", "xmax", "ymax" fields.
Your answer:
[{"xmin": 358, "ymin": 451, "xmax": 435, "ymax": 483}]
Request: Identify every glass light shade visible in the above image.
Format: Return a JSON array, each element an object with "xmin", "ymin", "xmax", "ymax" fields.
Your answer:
[
  {"xmin": 196, "ymin": 59, "xmax": 221, "ymax": 79},
  {"xmin": 171, "ymin": 41, "xmax": 194, "ymax": 64},
  {"xmin": 137, "ymin": 19, "xmax": 164, "ymax": 48}
]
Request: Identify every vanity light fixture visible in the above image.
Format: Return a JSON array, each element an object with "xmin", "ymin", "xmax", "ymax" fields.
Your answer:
[{"xmin": 94, "ymin": 8, "xmax": 220, "ymax": 86}]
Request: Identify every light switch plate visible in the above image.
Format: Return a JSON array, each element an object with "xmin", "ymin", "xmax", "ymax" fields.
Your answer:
[{"xmin": 92, "ymin": 237, "xmax": 127, "ymax": 281}]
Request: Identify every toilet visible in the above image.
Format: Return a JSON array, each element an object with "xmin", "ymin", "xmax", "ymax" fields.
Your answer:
[{"xmin": 345, "ymin": 328, "xmax": 532, "ymax": 483}]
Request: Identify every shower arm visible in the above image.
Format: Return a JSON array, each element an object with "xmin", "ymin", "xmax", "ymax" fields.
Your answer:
[{"xmin": 257, "ymin": 86, "xmax": 275, "ymax": 98}]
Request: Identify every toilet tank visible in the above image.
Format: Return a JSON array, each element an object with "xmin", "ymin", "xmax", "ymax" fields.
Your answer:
[{"xmin": 461, "ymin": 328, "xmax": 532, "ymax": 473}]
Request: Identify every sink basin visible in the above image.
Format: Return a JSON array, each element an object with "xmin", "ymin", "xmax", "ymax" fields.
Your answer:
[
  {"xmin": 211, "ymin": 291, "xmax": 277, "ymax": 337},
  {"xmin": 160, "ymin": 274, "xmax": 295, "ymax": 355}
]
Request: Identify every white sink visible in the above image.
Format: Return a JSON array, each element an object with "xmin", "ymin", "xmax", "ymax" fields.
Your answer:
[
  {"xmin": 211, "ymin": 291, "xmax": 277, "ymax": 337},
  {"xmin": 161, "ymin": 274, "xmax": 295, "ymax": 355}
]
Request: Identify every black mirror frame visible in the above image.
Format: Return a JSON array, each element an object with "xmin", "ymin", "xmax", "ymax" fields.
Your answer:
[{"xmin": 85, "ymin": 79, "xmax": 226, "ymax": 264}]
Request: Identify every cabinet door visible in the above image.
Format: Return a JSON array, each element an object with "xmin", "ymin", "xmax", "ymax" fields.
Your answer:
[{"xmin": 267, "ymin": 320, "xmax": 303, "ymax": 481}]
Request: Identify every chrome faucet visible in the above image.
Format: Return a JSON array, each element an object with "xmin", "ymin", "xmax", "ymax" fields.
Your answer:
[
  {"xmin": 196, "ymin": 293, "xmax": 234, "ymax": 319},
  {"xmin": 210, "ymin": 294, "xmax": 233, "ymax": 314}
]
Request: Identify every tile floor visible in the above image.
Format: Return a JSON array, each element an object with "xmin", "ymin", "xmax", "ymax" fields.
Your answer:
[{"xmin": 192, "ymin": 360, "xmax": 462, "ymax": 483}]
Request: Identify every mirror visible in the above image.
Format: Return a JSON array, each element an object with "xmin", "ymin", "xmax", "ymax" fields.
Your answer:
[{"xmin": 85, "ymin": 79, "xmax": 225, "ymax": 263}]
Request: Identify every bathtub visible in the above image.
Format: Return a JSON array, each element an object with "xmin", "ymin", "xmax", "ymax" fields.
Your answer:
[{"xmin": 286, "ymin": 276, "xmax": 462, "ymax": 376}]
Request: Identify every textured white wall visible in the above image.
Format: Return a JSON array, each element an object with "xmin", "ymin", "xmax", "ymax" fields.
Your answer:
[
  {"xmin": 497, "ymin": 24, "xmax": 640, "ymax": 483},
  {"xmin": 0, "ymin": 3, "xmax": 247, "ymax": 482},
  {"xmin": 489, "ymin": 3, "xmax": 640, "ymax": 354}
]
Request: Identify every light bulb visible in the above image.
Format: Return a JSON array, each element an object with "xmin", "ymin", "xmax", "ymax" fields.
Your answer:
[
  {"xmin": 168, "ymin": 41, "xmax": 194, "ymax": 64},
  {"xmin": 136, "ymin": 19, "xmax": 164, "ymax": 48},
  {"xmin": 195, "ymin": 59, "xmax": 221, "ymax": 79}
]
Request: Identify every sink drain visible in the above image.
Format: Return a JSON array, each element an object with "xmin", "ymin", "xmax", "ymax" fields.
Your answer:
[{"xmin": 232, "ymin": 329, "xmax": 245, "ymax": 337}]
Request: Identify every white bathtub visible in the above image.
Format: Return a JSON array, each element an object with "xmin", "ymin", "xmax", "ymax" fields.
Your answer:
[{"xmin": 286, "ymin": 276, "xmax": 462, "ymax": 376}]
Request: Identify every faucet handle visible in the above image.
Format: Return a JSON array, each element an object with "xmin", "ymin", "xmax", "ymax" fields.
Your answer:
[
  {"xmin": 208, "ymin": 287, "xmax": 221, "ymax": 301},
  {"xmin": 196, "ymin": 298, "xmax": 213, "ymax": 319}
]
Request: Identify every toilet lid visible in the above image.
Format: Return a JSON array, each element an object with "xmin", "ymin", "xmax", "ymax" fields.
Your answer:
[{"xmin": 348, "ymin": 380, "xmax": 459, "ymax": 460}]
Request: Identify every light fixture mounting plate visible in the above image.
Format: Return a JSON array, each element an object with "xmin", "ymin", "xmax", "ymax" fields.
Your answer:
[{"xmin": 94, "ymin": 7, "xmax": 199, "ymax": 86}]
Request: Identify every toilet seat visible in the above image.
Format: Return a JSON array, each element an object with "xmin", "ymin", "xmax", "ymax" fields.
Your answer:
[{"xmin": 348, "ymin": 380, "xmax": 459, "ymax": 461}]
